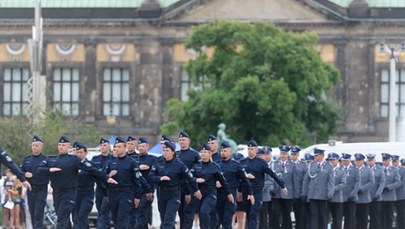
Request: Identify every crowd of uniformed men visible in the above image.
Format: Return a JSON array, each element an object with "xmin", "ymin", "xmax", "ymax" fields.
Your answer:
[{"xmin": 0, "ymin": 130, "xmax": 404, "ymax": 229}]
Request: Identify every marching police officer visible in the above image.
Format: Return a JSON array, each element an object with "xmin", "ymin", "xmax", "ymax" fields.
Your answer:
[
  {"xmin": 301, "ymin": 148, "xmax": 334, "ymax": 229},
  {"xmin": 271, "ymin": 145, "xmax": 296, "ymax": 229},
  {"xmin": 176, "ymin": 130, "xmax": 200, "ymax": 229},
  {"xmin": 366, "ymin": 153, "xmax": 385, "ymax": 229},
  {"xmin": 327, "ymin": 152, "xmax": 346, "ymax": 229},
  {"xmin": 240, "ymin": 140, "xmax": 286, "ymax": 229},
  {"xmin": 258, "ymin": 147, "xmax": 274, "ymax": 229},
  {"xmin": 381, "ymin": 153, "xmax": 401, "ymax": 229},
  {"xmin": 149, "ymin": 141, "xmax": 200, "ymax": 229},
  {"xmin": 354, "ymin": 153, "xmax": 374, "ymax": 229},
  {"xmin": 207, "ymin": 135, "xmax": 221, "ymax": 163},
  {"xmin": 289, "ymin": 146, "xmax": 307, "ymax": 229},
  {"xmin": 21, "ymin": 135, "xmax": 48, "ymax": 229},
  {"xmin": 341, "ymin": 153, "xmax": 360, "ymax": 229},
  {"xmin": 217, "ymin": 141, "xmax": 254, "ymax": 229},
  {"xmin": 396, "ymin": 158, "xmax": 405, "ymax": 229},
  {"xmin": 73, "ymin": 142, "xmax": 106, "ymax": 229},
  {"xmin": 136, "ymin": 137, "xmax": 157, "ymax": 229},
  {"xmin": 192, "ymin": 143, "xmax": 234, "ymax": 229},
  {"xmin": 91, "ymin": 138, "xmax": 114, "ymax": 229},
  {"xmin": 38, "ymin": 136, "xmax": 116, "ymax": 229},
  {"xmin": 104, "ymin": 136, "xmax": 153, "ymax": 229}
]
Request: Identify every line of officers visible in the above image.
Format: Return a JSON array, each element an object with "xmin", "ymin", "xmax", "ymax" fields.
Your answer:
[{"xmin": 4, "ymin": 130, "xmax": 405, "ymax": 229}]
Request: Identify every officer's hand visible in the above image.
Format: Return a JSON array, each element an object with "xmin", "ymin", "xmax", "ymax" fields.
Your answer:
[
  {"xmin": 358, "ymin": 189, "xmax": 363, "ymax": 194},
  {"xmin": 383, "ymin": 187, "xmax": 389, "ymax": 192},
  {"xmin": 25, "ymin": 172, "xmax": 33, "ymax": 178},
  {"xmin": 134, "ymin": 198, "xmax": 140, "ymax": 208},
  {"xmin": 246, "ymin": 173, "xmax": 255, "ymax": 179},
  {"xmin": 237, "ymin": 192, "xmax": 243, "ymax": 202},
  {"xmin": 107, "ymin": 178, "xmax": 118, "ymax": 184},
  {"xmin": 22, "ymin": 181, "xmax": 31, "ymax": 191},
  {"xmin": 347, "ymin": 196, "xmax": 355, "ymax": 202},
  {"xmin": 160, "ymin": 176, "xmax": 171, "ymax": 181},
  {"xmin": 49, "ymin": 167, "xmax": 62, "ymax": 172},
  {"xmin": 247, "ymin": 195, "xmax": 255, "ymax": 205},
  {"xmin": 196, "ymin": 178, "xmax": 205, "ymax": 183},
  {"xmin": 281, "ymin": 188, "xmax": 288, "ymax": 196},
  {"xmin": 185, "ymin": 195, "xmax": 191, "ymax": 204},
  {"xmin": 139, "ymin": 164, "xmax": 150, "ymax": 170},
  {"xmin": 227, "ymin": 194, "xmax": 235, "ymax": 204},
  {"xmin": 216, "ymin": 181, "xmax": 222, "ymax": 188},
  {"xmin": 270, "ymin": 190, "xmax": 276, "ymax": 196},
  {"xmin": 194, "ymin": 190, "xmax": 202, "ymax": 200},
  {"xmin": 109, "ymin": 170, "xmax": 117, "ymax": 177},
  {"xmin": 146, "ymin": 192, "xmax": 154, "ymax": 202}
]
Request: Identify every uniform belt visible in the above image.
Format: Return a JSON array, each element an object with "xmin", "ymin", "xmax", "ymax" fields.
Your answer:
[
  {"xmin": 109, "ymin": 186, "xmax": 133, "ymax": 192},
  {"xmin": 77, "ymin": 186, "xmax": 94, "ymax": 192},
  {"xmin": 159, "ymin": 186, "xmax": 180, "ymax": 191},
  {"xmin": 53, "ymin": 187, "xmax": 76, "ymax": 193}
]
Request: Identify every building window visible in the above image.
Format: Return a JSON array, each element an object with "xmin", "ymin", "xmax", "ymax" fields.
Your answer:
[
  {"xmin": 102, "ymin": 68, "xmax": 130, "ymax": 117},
  {"xmin": 53, "ymin": 68, "xmax": 80, "ymax": 115},
  {"xmin": 380, "ymin": 69, "xmax": 405, "ymax": 118},
  {"xmin": 181, "ymin": 70, "xmax": 211, "ymax": 101},
  {"xmin": 3, "ymin": 68, "xmax": 29, "ymax": 116}
]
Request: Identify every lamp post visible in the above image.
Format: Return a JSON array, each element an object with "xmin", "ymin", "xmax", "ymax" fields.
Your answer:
[{"xmin": 380, "ymin": 42, "xmax": 405, "ymax": 142}]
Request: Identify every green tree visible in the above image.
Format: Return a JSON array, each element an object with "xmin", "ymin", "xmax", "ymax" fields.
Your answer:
[
  {"xmin": 0, "ymin": 109, "xmax": 101, "ymax": 165},
  {"xmin": 162, "ymin": 20, "xmax": 341, "ymax": 147}
]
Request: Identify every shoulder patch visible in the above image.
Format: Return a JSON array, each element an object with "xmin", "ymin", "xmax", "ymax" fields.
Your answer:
[
  {"xmin": 5, "ymin": 155, "xmax": 12, "ymax": 162},
  {"xmin": 85, "ymin": 162, "xmax": 91, "ymax": 167}
]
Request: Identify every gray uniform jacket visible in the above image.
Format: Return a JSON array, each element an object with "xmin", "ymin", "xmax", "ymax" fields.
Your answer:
[
  {"xmin": 396, "ymin": 166, "xmax": 405, "ymax": 201},
  {"xmin": 357, "ymin": 165, "xmax": 374, "ymax": 204},
  {"xmin": 262, "ymin": 161, "xmax": 275, "ymax": 202},
  {"xmin": 342, "ymin": 165, "xmax": 360, "ymax": 202},
  {"xmin": 382, "ymin": 166, "xmax": 401, "ymax": 202},
  {"xmin": 273, "ymin": 159, "xmax": 297, "ymax": 199},
  {"xmin": 331, "ymin": 166, "xmax": 346, "ymax": 203},
  {"xmin": 292, "ymin": 159, "xmax": 307, "ymax": 199},
  {"xmin": 370, "ymin": 164, "xmax": 385, "ymax": 201},
  {"xmin": 302, "ymin": 160, "xmax": 334, "ymax": 200}
]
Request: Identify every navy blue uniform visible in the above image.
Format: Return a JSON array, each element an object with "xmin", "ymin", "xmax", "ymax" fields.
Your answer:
[
  {"xmin": 211, "ymin": 152, "xmax": 221, "ymax": 163},
  {"xmin": 136, "ymin": 153, "xmax": 157, "ymax": 229},
  {"xmin": 105, "ymin": 155, "xmax": 152, "ymax": 229},
  {"xmin": 217, "ymin": 158, "xmax": 253, "ymax": 229},
  {"xmin": 21, "ymin": 153, "xmax": 49, "ymax": 229},
  {"xmin": 38, "ymin": 154, "xmax": 109, "ymax": 229},
  {"xmin": 240, "ymin": 156, "xmax": 285, "ymax": 229},
  {"xmin": 191, "ymin": 160, "xmax": 230, "ymax": 229},
  {"xmin": 73, "ymin": 160, "xmax": 106, "ymax": 229},
  {"xmin": 150, "ymin": 157, "xmax": 198, "ymax": 229},
  {"xmin": 91, "ymin": 154, "xmax": 114, "ymax": 229},
  {"xmin": 176, "ymin": 148, "xmax": 200, "ymax": 229}
]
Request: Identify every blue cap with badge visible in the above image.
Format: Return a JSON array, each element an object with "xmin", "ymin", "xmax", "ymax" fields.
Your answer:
[
  {"xmin": 59, "ymin": 136, "xmax": 70, "ymax": 143},
  {"xmin": 75, "ymin": 142, "xmax": 87, "ymax": 151},
  {"xmin": 382, "ymin": 153, "xmax": 392, "ymax": 160},
  {"xmin": 138, "ymin": 137, "xmax": 149, "ymax": 144},
  {"xmin": 392, "ymin": 155, "xmax": 400, "ymax": 161},
  {"xmin": 221, "ymin": 141, "xmax": 231, "ymax": 149},
  {"xmin": 313, "ymin": 148, "xmax": 325, "ymax": 155},
  {"xmin": 207, "ymin": 135, "xmax": 217, "ymax": 141},
  {"xmin": 127, "ymin": 136, "xmax": 136, "ymax": 142},
  {"xmin": 115, "ymin": 136, "xmax": 127, "ymax": 144},
  {"xmin": 247, "ymin": 140, "xmax": 258, "ymax": 147},
  {"xmin": 340, "ymin": 153, "xmax": 351, "ymax": 160},
  {"xmin": 163, "ymin": 141, "xmax": 176, "ymax": 151},
  {"xmin": 354, "ymin": 153, "xmax": 365, "ymax": 161},
  {"xmin": 279, "ymin": 145, "xmax": 290, "ymax": 152},
  {"xmin": 179, "ymin": 130, "xmax": 190, "ymax": 139},
  {"xmin": 366, "ymin": 153, "xmax": 376, "ymax": 160},
  {"xmin": 257, "ymin": 149, "xmax": 265, "ymax": 155},
  {"xmin": 305, "ymin": 153, "xmax": 315, "ymax": 161},
  {"xmin": 32, "ymin": 135, "xmax": 42, "ymax": 142},
  {"xmin": 200, "ymin": 143, "xmax": 211, "ymax": 151},
  {"xmin": 327, "ymin": 152, "xmax": 340, "ymax": 160},
  {"xmin": 290, "ymin": 146, "xmax": 301, "ymax": 154},
  {"xmin": 161, "ymin": 135, "xmax": 175, "ymax": 143},
  {"xmin": 263, "ymin": 146, "xmax": 272, "ymax": 153},
  {"xmin": 99, "ymin": 138, "xmax": 109, "ymax": 144}
]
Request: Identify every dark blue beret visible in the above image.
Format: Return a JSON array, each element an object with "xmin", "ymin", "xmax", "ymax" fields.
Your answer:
[
  {"xmin": 382, "ymin": 153, "xmax": 392, "ymax": 160},
  {"xmin": 327, "ymin": 152, "xmax": 339, "ymax": 160},
  {"xmin": 75, "ymin": 142, "xmax": 87, "ymax": 151},
  {"xmin": 99, "ymin": 138, "xmax": 109, "ymax": 145},
  {"xmin": 163, "ymin": 141, "xmax": 176, "ymax": 151},
  {"xmin": 354, "ymin": 153, "xmax": 365, "ymax": 161},
  {"xmin": 179, "ymin": 130, "xmax": 190, "ymax": 138},
  {"xmin": 200, "ymin": 143, "xmax": 211, "ymax": 151},
  {"xmin": 207, "ymin": 135, "xmax": 218, "ymax": 141},
  {"xmin": 127, "ymin": 136, "xmax": 136, "ymax": 142},
  {"xmin": 115, "ymin": 136, "xmax": 127, "ymax": 144},
  {"xmin": 290, "ymin": 146, "xmax": 301, "ymax": 154},
  {"xmin": 313, "ymin": 148, "xmax": 325, "ymax": 155},
  {"xmin": 138, "ymin": 137, "xmax": 149, "ymax": 144},
  {"xmin": 279, "ymin": 145, "xmax": 290, "ymax": 152},
  {"xmin": 221, "ymin": 141, "xmax": 231, "ymax": 149},
  {"xmin": 32, "ymin": 135, "xmax": 42, "ymax": 142},
  {"xmin": 59, "ymin": 136, "xmax": 70, "ymax": 143},
  {"xmin": 247, "ymin": 140, "xmax": 258, "ymax": 147},
  {"xmin": 161, "ymin": 135, "xmax": 175, "ymax": 144},
  {"xmin": 340, "ymin": 153, "xmax": 351, "ymax": 160},
  {"xmin": 72, "ymin": 141, "xmax": 79, "ymax": 148}
]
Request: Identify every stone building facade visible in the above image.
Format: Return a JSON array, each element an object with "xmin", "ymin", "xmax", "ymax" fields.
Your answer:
[{"xmin": 0, "ymin": 0, "xmax": 404, "ymax": 143}]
